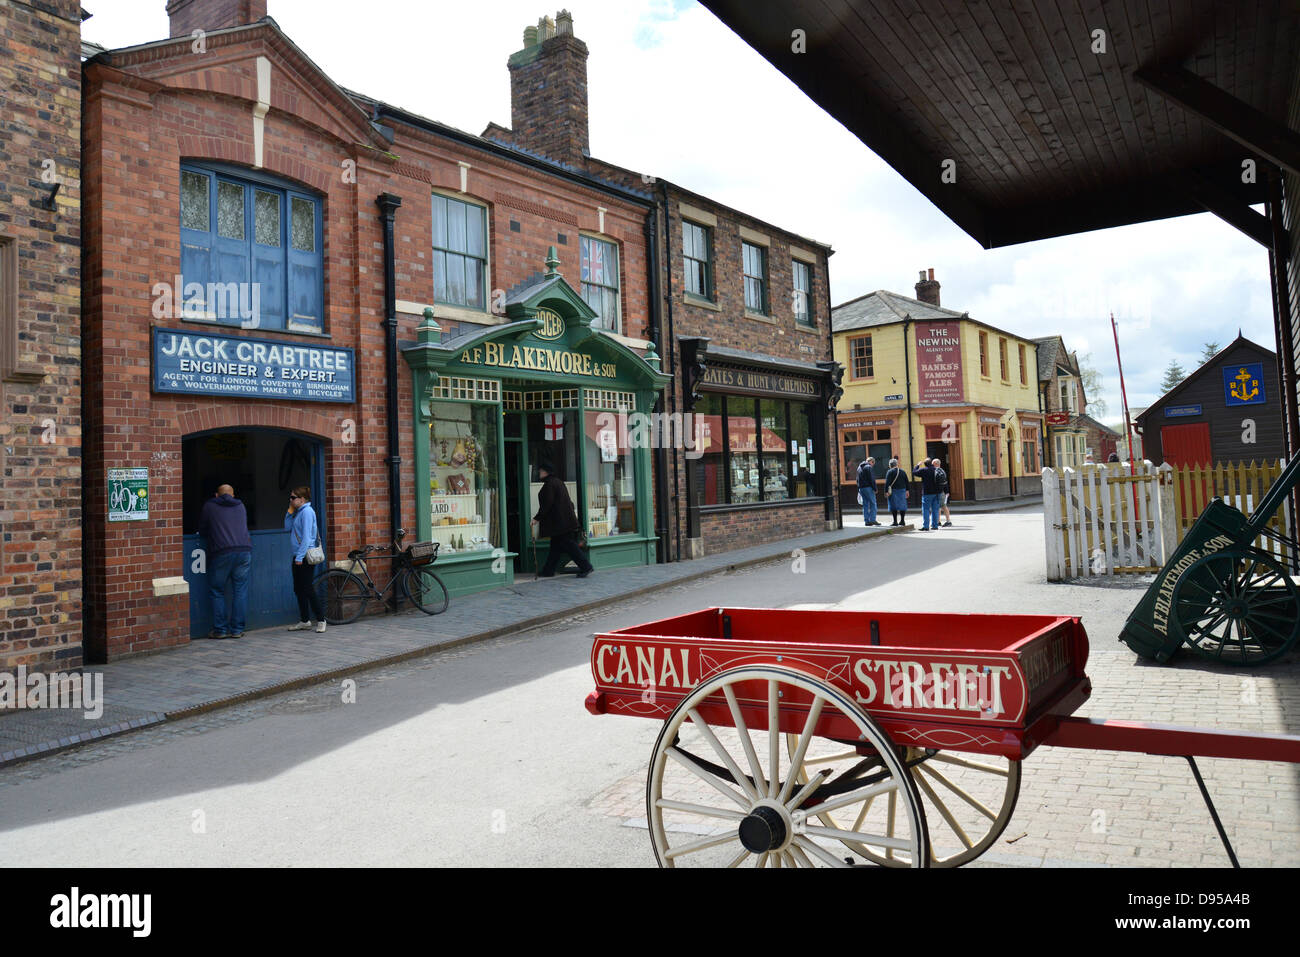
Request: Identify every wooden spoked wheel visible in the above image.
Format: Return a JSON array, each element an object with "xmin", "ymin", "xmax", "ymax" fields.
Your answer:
[
  {"xmin": 646, "ymin": 666, "xmax": 929, "ymax": 868},
  {"xmin": 1171, "ymin": 550, "xmax": 1300, "ymax": 666},
  {"xmin": 787, "ymin": 737, "xmax": 1021, "ymax": 867}
]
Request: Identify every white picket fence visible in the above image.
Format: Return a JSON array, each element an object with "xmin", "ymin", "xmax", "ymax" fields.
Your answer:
[{"xmin": 1042, "ymin": 461, "xmax": 1175, "ymax": 580}]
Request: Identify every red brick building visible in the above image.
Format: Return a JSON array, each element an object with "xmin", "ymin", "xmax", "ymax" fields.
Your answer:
[
  {"xmin": 0, "ymin": 0, "xmax": 84, "ymax": 672},
  {"xmin": 81, "ymin": 0, "xmax": 662, "ymax": 659},
  {"xmin": 486, "ymin": 15, "xmax": 841, "ymax": 560}
]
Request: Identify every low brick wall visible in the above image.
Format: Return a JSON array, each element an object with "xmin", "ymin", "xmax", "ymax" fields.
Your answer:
[{"xmin": 699, "ymin": 498, "xmax": 833, "ymax": 555}]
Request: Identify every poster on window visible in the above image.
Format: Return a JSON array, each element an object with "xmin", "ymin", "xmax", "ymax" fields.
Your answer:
[{"xmin": 915, "ymin": 320, "xmax": 964, "ymax": 403}]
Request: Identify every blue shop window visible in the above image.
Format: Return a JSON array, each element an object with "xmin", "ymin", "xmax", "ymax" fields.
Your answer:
[{"xmin": 179, "ymin": 165, "xmax": 324, "ymax": 332}]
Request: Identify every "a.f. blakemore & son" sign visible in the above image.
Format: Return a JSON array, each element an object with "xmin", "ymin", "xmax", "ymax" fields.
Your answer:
[{"xmin": 152, "ymin": 328, "xmax": 355, "ymax": 403}]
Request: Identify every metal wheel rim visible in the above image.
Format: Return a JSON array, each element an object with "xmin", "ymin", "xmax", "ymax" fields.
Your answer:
[
  {"xmin": 317, "ymin": 570, "xmax": 367, "ymax": 625},
  {"xmin": 786, "ymin": 736, "xmax": 1020, "ymax": 867},
  {"xmin": 404, "ymin": 567, "xmax": 449, "ymax": 615},
  {"xmin": 1172, "ymin": 550, "xmax": 1299, "ymax": 666},
  {"xmin": 646, "ymin": 665, "xmax": 929, "ymax": 868}
]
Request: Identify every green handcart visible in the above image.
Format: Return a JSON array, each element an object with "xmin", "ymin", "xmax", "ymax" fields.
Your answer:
[{"xmin": 1120, "ymin": 456, "xmax": 1300, "ymax": 665}]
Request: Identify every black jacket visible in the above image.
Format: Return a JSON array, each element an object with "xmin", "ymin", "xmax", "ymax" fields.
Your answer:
[
  {"xmin": 856, "ymin": 462, "xmax": 875, "ymax": 489},
  {"xmin": 534, "ymin": 474, "xmax": 580, "ymax": 538},
  {"xmin": 883, "ymin": 467, "xmax": 909, "ymax": 492},
  {"xmin": 913, "ymin": 465, "xmax": 939, "ymax": 495}
]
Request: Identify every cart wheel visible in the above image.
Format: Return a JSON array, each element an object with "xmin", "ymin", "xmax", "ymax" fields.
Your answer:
[
  {"xmin": 786, "ymin": 737, "xmax": 1020, "ymax": 867},
  {"xmin": 646, "ymin": 666, "xmax": 929, "ymax": 868},
  {"xmin": 1171, "ymin": 549, "xmax": 1300, "ymax": 666}
]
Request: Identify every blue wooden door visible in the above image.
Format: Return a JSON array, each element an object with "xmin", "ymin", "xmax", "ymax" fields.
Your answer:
[{"xmin": 184, "ymin": 531, "xmax": 299, "ymax": 637}]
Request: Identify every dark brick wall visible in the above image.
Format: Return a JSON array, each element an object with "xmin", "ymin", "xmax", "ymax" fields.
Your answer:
[
  {"xmin": 0, "ymin": 0, "xmax": 83, "ymax": 672},
  {"xmin": 662, "ymin": 188, "xmax": 839, "ymax": 557},
  {"xmin": 507, "ymin": 33, "xmax": 590, "ymax": 167}
]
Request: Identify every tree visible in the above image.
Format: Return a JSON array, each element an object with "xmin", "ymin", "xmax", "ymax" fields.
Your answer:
[
  {"xmin": 1201, "ymin": 341, "xmax": 1221, "ymax": 363},
  {"xmin": 1160, "ymin": 358, "xmax": 1187, "ymax": 393},
  {"xmin": 1078, "ymin": 353, "xmax": 1107, "ymax": 418}
]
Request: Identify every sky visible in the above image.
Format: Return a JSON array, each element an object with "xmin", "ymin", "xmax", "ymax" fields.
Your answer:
[{"xmin": 81, "ymin": 0, "xmax": 1280, "ymax": 418}]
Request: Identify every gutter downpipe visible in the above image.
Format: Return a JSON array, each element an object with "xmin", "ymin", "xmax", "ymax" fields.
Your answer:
[
  {"xmin": 645, "ymin": 204, "xmax": 670, "ymax": 563},
  {"xmin": 902, "ymin": 316, "xmax": 915, "ymax": 503},
  {"xmin": 376, "ymin": 193, "xmax": 403, "ymax": 582},
  {"xmin": 660, "ymin": 179, "xmax": 682, "ymax": 562}
]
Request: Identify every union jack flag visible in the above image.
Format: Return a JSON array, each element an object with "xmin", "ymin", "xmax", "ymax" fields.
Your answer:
[{"xmin": 544, "ymin": 412, "xmax": 564, "ymax": 441}]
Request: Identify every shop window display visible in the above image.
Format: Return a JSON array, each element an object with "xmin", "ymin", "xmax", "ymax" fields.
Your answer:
[
  {"xmin": 429, "ymin": 402, "xmax": 499, "ymax": 554},
  {"xmin": 583, "ymin": 412, "xmax": 637, "ymax": 538}
]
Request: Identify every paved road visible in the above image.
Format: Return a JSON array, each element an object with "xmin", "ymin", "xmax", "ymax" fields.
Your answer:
[{"xmin": 1, "ymin": 510, "xmax": 1296, "ymax": 867}]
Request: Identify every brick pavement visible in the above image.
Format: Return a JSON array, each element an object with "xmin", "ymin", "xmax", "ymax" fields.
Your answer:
[{"xmin": 0, "ymin": 523, "xmax": 905, "ymax": 767}]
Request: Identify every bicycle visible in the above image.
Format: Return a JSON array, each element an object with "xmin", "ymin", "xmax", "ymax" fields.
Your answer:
[{"xmin": 315, "ymin": 529, "xmax": 449, "ymax": 624}]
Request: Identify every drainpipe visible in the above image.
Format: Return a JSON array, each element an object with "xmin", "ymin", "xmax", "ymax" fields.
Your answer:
[
  {"xmin": 902, "ymin": 316, "xmax": 915, "ymax": 502},
  {"xmin": 660, "ymin": 179, "xmax": 682, "ymax": 562},
  {"xmin": 645, "ymin": 205, "xmax": 670, "ymax": 563},
  {"xmin": 376, "ymin": 193, "xmax": 403, "ymax": 563}
]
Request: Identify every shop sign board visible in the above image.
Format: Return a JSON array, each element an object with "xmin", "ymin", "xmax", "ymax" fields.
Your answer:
[
  {"xmin": 915, "ymin": 321, "xmax": 964, "ymax": 403},
  {"xmin": 700, "ymin": 365, "xmax": 818, "ymax": 398},
  {"xmin": 108, "ymin": 468, "xmax": 149, "ymax": 522},
  {"xmin": 152, "ymin": 328, "xmax": 355, "ymax": 402}
]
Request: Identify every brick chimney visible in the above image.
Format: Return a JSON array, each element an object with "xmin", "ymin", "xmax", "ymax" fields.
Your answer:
[
  {"xmin": 914, "ymin": 268, "xmax": 940, "ymax": 307},
  {"xmin": 507, "ymin": 9, "xmax": 590, "ymax": 165},
  {"xmin": 167, "ymin": 0, "xmax": 267, "ymax": 38}
]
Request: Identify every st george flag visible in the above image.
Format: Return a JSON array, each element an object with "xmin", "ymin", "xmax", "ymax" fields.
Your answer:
[{"xmin": 544, "ymin": 412, "xmax": 564, "ymax": 440}]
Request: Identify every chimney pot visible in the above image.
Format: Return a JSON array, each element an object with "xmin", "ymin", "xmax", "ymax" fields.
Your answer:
[
  {"xmin": 523, "ymin": 25, "xmax": 538, "ymax": 46},
  {"xmin": 556, "ymin": 9, "xmax": 573, "ymax": 35},
  {"xmin": 918, "ymin": 269, "xmax": 926, "ymax": 281},
  {"xmin": 928, "ymin": 268, "xmax": 934, "ymax": 281}
]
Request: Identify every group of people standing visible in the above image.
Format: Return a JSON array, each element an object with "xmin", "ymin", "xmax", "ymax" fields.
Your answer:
[{"xmin": 855, "ymin": 457, "xmax": 954, "ymax": 531}]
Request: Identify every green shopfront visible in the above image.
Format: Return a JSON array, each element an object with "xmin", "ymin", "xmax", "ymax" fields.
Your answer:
[{"xmin": 403, "ymin": 264, "xmax": 670, "ymax": 595}]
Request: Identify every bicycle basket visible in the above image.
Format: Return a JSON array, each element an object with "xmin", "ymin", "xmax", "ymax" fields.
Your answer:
[{"xmin": 408, "ymin": 541, "xmax": 439, "ymax": 565}]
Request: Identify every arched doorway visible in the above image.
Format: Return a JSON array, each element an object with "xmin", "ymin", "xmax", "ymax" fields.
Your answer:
[{"xmin": 181, "ymin": 428, "xmax": 327, "ymax": 637}]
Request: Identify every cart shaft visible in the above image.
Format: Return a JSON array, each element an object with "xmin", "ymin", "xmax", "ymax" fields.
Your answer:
[{"xmin": 1043, "ymin": 716, "xmax": 1300, "ymax": 763}]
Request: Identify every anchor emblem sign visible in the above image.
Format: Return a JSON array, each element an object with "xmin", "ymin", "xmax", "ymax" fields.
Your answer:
[{"xmin": 1223, "ymin": 362, "xmax": 1265, "ymax": 406}]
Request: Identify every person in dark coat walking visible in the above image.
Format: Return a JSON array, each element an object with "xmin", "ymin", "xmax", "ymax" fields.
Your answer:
[
  {"xmin": 198, "ymin": 483, "xmax": 252, "ymax": 639},
  {"xmin": 532, "ymin": 461, "xmax": 593, "ymax": 578},
  {"xmin": 883, "ymin": 458, "xmax": 910, "ymax": 526}
]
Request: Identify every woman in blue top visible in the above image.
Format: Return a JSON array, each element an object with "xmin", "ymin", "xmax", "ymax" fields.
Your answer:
[{"xmin": 284, "ymin": 485, "xmax": 325, "ymax": 633}]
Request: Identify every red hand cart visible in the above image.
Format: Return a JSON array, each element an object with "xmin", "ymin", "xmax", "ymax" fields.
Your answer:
[{"xmin": 585, "ymin": 607, "xmax": 1300, "ymax": 867}]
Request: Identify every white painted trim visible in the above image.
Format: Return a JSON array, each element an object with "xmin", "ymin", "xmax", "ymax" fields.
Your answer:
[
  {"xmin": 152, "ymin": 576, "xmax": 190, "ymax": 598},
  {"xmin": 253, "ymin": 56, "xmax": 271, "ymax": 169},
  {"xmin": 458, "ymin": 161, "xmax": 471, "ymax": 193}
]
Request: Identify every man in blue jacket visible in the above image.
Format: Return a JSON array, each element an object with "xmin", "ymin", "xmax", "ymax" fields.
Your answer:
[{"xmin": 198, "ymin": 483, "xmax": 252, "ymax": 639}]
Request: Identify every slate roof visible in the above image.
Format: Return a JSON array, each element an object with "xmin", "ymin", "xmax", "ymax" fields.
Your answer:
[{"xmin": 831, "ymin": 290, "xmax": 965, "ymax": 333}]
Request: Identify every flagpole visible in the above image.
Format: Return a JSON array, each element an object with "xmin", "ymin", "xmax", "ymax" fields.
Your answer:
[{"xmin": 1111, "ymin": 312, "xmax": 1136, "ymax": 471}]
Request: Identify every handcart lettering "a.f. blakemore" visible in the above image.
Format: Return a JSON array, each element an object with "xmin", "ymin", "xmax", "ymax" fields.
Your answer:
[
  {"xmin": 1150, "ymin": 533, "xmax": 1237, "ymax": 636},
  {"xmin": 853, "ymin": 658, "xmax": 1013, "ymax": 715},
  {"xmin": 595, "ymin": 643, "xmax": 693, "ymax": 689}
]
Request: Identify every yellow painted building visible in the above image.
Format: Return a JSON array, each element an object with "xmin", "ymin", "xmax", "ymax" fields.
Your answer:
[{"xmin": 831, "ymin": 277, "xmax": 1044, "ymax": 504}]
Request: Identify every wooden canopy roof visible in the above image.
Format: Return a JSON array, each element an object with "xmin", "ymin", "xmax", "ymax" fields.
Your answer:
[{"xmin": 699, "ymin": 0, "xmax": 1299, "ymax": 249}]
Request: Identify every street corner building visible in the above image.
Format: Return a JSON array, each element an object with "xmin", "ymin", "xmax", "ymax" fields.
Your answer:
[
  {"xmin": 80, "ymin": 0, "xmax": 668, "ymax": 659},
  {"xmin": 832, "ymin": 271, "xmax": 1044, "ymax": 508},
  {"xmin": 0, "ymin": 0, "xmax": 84, "ymax": 673}
]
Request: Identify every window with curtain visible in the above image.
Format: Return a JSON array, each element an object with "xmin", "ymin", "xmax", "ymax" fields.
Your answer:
[
  {"xmin": 742, "ymin": 242, "xmax": 768, "ymax": 314},
  {"xmin": 683, "ymin": 221, "xmax": 712, "ymax": 299},
  {"xmin": 179, "ymin": 165, "xmax": 323, "ymax": 332},
  {"xmin": 792, "ymin": 260, "xmax": 812, "ymax": 325},
  {"xmin": 579, "ymin": 236, "xmax": 619, "ymax": 332},
  {"xmin": 432, "ymin": 193, "xmax": 487, "ymax": 311}
]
